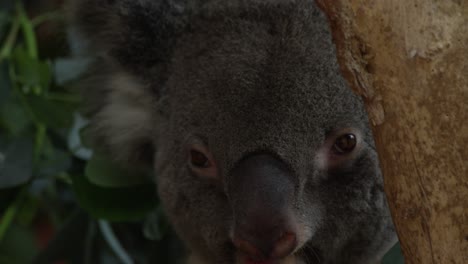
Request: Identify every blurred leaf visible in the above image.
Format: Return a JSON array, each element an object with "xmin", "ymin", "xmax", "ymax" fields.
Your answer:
[
  {"xmin": 12, "ymin": 46, "xmax": 51, "ymax": 91},
  {"xmin": 36, "ymin": 137, "xmax": 71, "ymax": 177},
  {"xmin": 382, "ymin": 242, "xmax": 405, "ymax": 264},
  {"xmin": 0, "ymin": 62, "xmax": 11, "ymax": 107},
  {"xmin": 0, "ymin": 98, "xmax": 30, "ymax": 136},
  {"xmin": 67, "ymin": 113, "xmax": 92, "ymax": 160},
  {"xmin": 15, "ymin": 194, "xmax": 39, "ymax": 226},
  {"xmin": 71, "ymin": 174, "xmax": 156, "ymax": 222},
  {"xmin": 27, "ymin": 95, "xmax": 76, "ymax": 129},
  {"xmin": 85, "ymin": 154, "xmax": 153, "ymax": 188},
  {"xmin": 0, "ymin": 136, "xmax": 33, "ymax": 189},
  {"xmin": 0, "ymin": 224, "xmax": 37, "ymax": 264},
  {"xmin": 54, "ymin": 57, "xmax": 92, "ymax": 85}
]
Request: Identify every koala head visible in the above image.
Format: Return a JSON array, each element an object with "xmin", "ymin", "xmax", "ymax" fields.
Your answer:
[{"xmin": 70, "ymin": 0, "xmax": 397, "ymax": 263}]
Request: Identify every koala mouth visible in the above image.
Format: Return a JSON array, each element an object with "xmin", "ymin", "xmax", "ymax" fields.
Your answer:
[
  {"xmin": 233, "ymin": 229, "xmax": 321, "ymax": 264},
  {"xmin": 240, "ymin": 248, "xmax": 316, "ymax": 264},
  {"xmin": 234, "ymin": 243, "xmax": 322, "ymax": 264}
]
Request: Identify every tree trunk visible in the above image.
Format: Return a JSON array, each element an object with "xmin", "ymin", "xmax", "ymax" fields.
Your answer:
[{"xmin": 315, "ymin": 1, "xmax": 468, "ymax": 263}]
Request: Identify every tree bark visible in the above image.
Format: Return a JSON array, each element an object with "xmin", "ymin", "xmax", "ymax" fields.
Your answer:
[{"xmin": 315, "ymin": 1, "xmax": 468, "ymax": 263}]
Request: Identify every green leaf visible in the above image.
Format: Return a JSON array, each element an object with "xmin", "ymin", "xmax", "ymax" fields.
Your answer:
[
  {"xmin": 53, "ymin": 58, "xmax": 91, "ymax": 85},
  {"xmin": 27, "ymin": 95, "xmax": 76, "ymax": 129},
  {"xmin": 0, "ymin": 98, "xmax": 30, "ymax": 136},
  {"xmin": 0, "ymin": 225, "xmax": 37, "ymax": 263},
  {"xmin": 85, "ymin": 154, "xmax": 153, "ymax": 188},
  {"xmin": 36, "ymin": 137, "xmax": 71, "ymax": 178},
  {"xmin": 15, "ymin": 194, "xmax": 39, "ymax": 226},
  {"xmin": 67, "ymin": 114, "xmax": 92, "ymax": 160},
  {"xmin": 382, "ymin": 242, "xmax": 405, "ymax": 264},
  {"xmin": 12, "ymin": 46, "xmax": 51, "ymax": 92},
  {"xmin": 0, "ymin": 136, "xmax": 33, "ymax": 189},
  {"xmin": 71, "ymin": 174, "xmax": 157, "ymax": 222}
]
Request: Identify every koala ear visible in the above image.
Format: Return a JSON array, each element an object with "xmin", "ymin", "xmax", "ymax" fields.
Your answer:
[
  {"xmin": 69, "ymin": 0, "xmax": 189, "ymax": 74},
  {"xmin": 68, "ymin": 0, "xmax": 188, "ymax": 168}
]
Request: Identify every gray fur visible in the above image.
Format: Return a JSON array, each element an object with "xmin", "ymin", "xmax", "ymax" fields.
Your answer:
[{"xmin": 70, "ymin": 0, "xmax": 397, "ymax": 263}]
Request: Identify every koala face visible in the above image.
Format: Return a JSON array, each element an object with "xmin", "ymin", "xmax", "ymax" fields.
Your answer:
[{"xmin": 71, "ymin": 0, "xmax": 397, "ymax": 263}]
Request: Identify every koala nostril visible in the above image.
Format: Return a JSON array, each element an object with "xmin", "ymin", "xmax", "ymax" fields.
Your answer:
[
  {"xmin": 271, "ymin": 232, "xmax": 297, "ymax": 258},
  {"xmin": 231, "ymin": 231, "xmax": 297, "ymax": 260},
  {"xmin": 232, "ymin": 236, "xmax": 264, "ymax": 260}
]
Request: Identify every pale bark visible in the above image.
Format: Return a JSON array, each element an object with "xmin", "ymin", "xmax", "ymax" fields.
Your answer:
[{"xmin": 315, "ymin": 1, "xmax": 468, "ymax": 263}]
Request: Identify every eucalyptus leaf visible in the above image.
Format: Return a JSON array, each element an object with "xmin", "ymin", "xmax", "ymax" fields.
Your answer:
[
  {"xmin": 0, "ymin": 98, "xmax": 30, "ymax": 136},
  {"xmin": 36, "ymin": 138, "xmax": 72, "ymax": 178},
  {"xmin": 27, "ymin": 95, "xmax": 76, "ymax": 129},
  {"xmin": 54, "ymin": 57, "xmax": 92, "ymax": 85},
  {"xmin": 13, "ymin": 46, "xmax": 51, "ymax": 91},
  {"xmin": 0, "ymin": 225, "xmax": 37, "ymax": 264},
  {"xmin": 67, "ymin": 113, "xmax": 92, "ymax": 160},
  {"xmin": 85, "ymin": 154, "xmax": 153, "ymax": 188},
  {"xmin": 71, "ymin": 174, "xmax": 157, "ymax": 222},
  {"xmin": 15, "ymin": 194, "xmax": 39, "ymax": 226},
  {"xmin": 0, "ymin": 136, "xmax": 33, "ymax": 189}
]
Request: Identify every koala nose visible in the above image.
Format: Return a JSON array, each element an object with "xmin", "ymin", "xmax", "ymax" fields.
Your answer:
[
  {"xmin": 228, "ymin": 154, "xmax": 298, "ymax": 260},
  {"xmin": 232, "ymin": 230, "xmax": 297, "ymax": 260}
]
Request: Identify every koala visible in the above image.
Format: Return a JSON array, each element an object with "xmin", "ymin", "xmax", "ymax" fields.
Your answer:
[{"xmin": 70, "ymin": 0, "xmax": 397, "ymax": 263}]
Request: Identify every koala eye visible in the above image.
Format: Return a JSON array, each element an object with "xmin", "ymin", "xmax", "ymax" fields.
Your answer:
[
  {"xmin": 315, "ymin": 130, "xmax": 362, "ymax": 171},
  {"xmin": 333, "ymin": 133, "xmax": 357, "ymax": 154},
  {"xmin": 188, "ymin": 144, "xmax": 218, "ymax": 179},
  {"xmin": 190, "ymin": 149, "xmax": 210, "ymax": 168}
]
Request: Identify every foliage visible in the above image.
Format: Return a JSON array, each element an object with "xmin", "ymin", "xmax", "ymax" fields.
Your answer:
[
  {"xmin": 0, "ymin": 1, "xmax": 404, "ymax": 263},
  {"xmin": 0, "ymin": 2, "xmax": 168, "ymax": 263}
]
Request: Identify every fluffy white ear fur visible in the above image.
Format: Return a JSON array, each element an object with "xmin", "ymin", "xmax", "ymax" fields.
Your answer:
[{"xmin": 90, "ymin": 70, "xmax": 157, "ymax": 164}]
